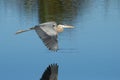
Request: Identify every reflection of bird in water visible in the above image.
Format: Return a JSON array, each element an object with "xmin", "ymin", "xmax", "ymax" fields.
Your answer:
[
  {"xmin": 40, "ymin": 64, "xmax": 58, "ymax": 80},
  {"xmin": 16, "ymin": 21, "xmax": 74, "ymax": 51}
]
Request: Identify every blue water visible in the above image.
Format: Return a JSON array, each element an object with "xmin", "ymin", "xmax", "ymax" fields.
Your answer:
[{"xmin": 0, "ymin": 0, "xmax": 120, "ymax": 80}]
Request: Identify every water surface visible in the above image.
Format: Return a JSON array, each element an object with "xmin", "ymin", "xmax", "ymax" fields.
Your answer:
[{"xmin": 0, "ymin": 0, "xmax": 120, "ymax": 80}]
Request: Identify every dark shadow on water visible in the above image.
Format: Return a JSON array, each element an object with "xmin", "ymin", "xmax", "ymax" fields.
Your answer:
[
  {"xmin": 38, "ymin": 0, "xmax": 90, "ymax": 24},
  {"xmin": 23, "ymin": 0, "xmax": 38, "ymax": 14},
  {"xmin": 1, "ymin": 0, "xmax": 90, "ymax": 25}
]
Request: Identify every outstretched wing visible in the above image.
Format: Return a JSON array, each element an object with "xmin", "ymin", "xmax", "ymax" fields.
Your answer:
[
  {"xmin": 34, "ymin": 22, "xmax": 58, "ymax": 51},
  {"xmin": 40, "ymin": 64, "xmax": 58, "ymax": 80}
]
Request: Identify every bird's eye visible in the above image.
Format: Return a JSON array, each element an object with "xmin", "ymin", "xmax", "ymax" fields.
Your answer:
[{"xmin": 53, "ymin": 24, "xmax": 56, "ymax": 27}]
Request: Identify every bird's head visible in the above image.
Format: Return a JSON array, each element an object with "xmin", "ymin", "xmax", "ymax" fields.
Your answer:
[{"xmin": 55, "ymin": 24, "xmax": 74, "ymax": 33}]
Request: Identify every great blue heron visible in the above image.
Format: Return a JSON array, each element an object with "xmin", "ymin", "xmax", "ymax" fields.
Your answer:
[
  {"xmin": 16, "ymin": 21, "xmax": 74, "ymax": 51},
  {"xmin": 40, "ymin": 64, "xmax": 58, "ymax": 80}
]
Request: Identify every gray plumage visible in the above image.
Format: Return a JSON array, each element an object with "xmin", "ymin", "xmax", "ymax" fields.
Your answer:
[
  {"xmin": 16, "ymin": 21, "xmax": 74, "ymax": 52},
  {"xmin": 34, "ymin": 22, "xmax": 58, "ymax": 51}
]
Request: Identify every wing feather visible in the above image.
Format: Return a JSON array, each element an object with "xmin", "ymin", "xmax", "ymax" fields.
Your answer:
[
  {"xmin": 34, "ymin": 22, "xmax": 58, "ymax": 51},
  {"xmin": 40, "ymin": 64, "xmax": 58, "ymax": 80}
]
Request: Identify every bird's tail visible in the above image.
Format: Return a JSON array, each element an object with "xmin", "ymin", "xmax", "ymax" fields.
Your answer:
[{"xmin": 15, "ymin": 27, "xmax": 34, "ymax": 34}]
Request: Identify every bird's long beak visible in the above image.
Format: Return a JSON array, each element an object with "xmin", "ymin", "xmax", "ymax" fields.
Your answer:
[{"xmin": 59, "ymin": 24, "xmax": 74, "ymax": 28}]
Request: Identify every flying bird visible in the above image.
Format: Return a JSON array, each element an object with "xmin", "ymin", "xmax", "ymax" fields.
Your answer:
[
  {"xmin": 16, "ymin": 21, "xmax": 74, "ymax": 51},
  {"xmin": 40, "ymin": 64, "xmax": 58, "ymax": 80}
]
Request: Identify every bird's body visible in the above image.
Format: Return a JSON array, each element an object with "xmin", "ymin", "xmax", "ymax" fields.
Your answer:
[
  {"xmin": 16, "ymin": 21, "xmax": 74, "ymax": 51},
  {"xmin": 40, "ymin": 64, "xmax": 58, "ymax": 80},
  {"xmin": 34, "ymin": 22, "xmax": 58, "ymax": 51}
]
